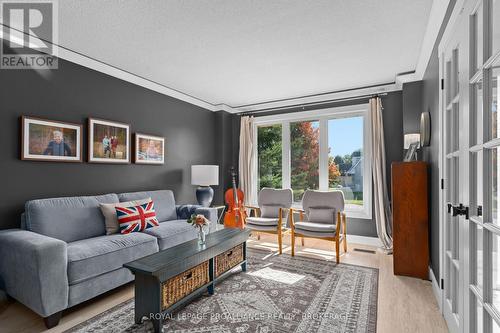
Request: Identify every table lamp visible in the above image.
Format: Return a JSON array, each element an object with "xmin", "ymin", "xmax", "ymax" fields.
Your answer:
[{"xmin": 191, "ymin": 165, "xmax": 219, "ymax": 207}]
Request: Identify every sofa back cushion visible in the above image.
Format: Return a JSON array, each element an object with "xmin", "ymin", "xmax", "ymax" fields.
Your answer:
[
  {"xmin": 100, "ymin": 197, "xmax": 152, "ymax": 235},
  {"xmin": 24, "ymin": 193, "xmax": 119, "ymax": 243},
  {"xmin": 118, "ymin": 190, "xmax": 177, "ymax": 222}
]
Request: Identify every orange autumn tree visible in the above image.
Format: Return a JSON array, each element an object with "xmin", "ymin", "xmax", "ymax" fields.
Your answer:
[{"xmin": 290, "ymin": 122, "xmax": 341, "ymax": 200}]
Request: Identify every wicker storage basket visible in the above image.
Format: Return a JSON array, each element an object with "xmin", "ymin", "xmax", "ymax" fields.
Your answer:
[
  {"xmin": 215, "ymin": 244, "xmax": 244, "ymax": 277},
  {"xmin": 161, "ymin": 261, "xmax": 209, "ymax": 310}
]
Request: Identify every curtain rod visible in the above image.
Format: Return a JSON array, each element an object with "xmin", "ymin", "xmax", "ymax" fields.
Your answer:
[{"xmin": 239, "ymin": 92, "xmax": 388, "ymax": 116}]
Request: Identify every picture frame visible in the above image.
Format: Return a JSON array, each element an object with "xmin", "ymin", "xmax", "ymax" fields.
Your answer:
[
  {"xmin": 21, "ymin": 116, "xmax": 82, "ymax": 162},
  {"xmin": 404, "ymin": 142, "xmax": 419, "ymax": 161},
  {"xmin": 88, "ymin": 118, "xmax": 130, "ymax": 164},
  {"xmin": 134, "ymin": 133, "xmax": 165, "ymax": 165}
]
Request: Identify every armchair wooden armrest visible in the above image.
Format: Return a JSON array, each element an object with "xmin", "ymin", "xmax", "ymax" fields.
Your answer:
[
  {"xmin": 243, "ymin": 205, "xmax": 261, "ymax": 217},
  {"xmin": 289, "ymin": 207, "xmax": 305, "ymax": 225}
]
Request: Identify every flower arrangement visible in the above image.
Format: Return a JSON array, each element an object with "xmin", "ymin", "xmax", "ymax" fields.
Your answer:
[
  {"xmin": 187, "ymin": 214, "xmax": 210, "ymax": 245},
  {"xmin": 187, "ymin": 214, "xmax": 210, "ymax": 228}
]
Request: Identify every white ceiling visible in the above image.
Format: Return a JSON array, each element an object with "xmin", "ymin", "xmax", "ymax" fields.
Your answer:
[{"xmin": 58, "ymin": 0, "xmax": 433, "ymax": 107}]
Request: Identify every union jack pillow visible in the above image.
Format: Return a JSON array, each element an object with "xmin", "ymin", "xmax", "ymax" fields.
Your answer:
[{"xmin": 116, "ymin": 200, "xmax": 160, "ymax": 234}]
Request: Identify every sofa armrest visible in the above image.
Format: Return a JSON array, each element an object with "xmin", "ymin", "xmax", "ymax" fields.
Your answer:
[
  {"xmin": 176, "ymin": 204, "xmax": 201, "ymax": 219},
  {"xmin": 0, "ymin": 229, "xmax": 68, "ymax": 317},
  {"xmin": 195, "ymin": 207, "xmax": 218, "ymax": 233}
]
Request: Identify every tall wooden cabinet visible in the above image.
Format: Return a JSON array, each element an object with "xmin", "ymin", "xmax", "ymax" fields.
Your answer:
[{"xmin": 391, "ymin": 161, "xmax": 429, "ymax": 279}]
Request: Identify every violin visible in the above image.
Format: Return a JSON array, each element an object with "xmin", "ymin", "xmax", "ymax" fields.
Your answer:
[{"xmin": 224, "ymin": 167, "xmax": 247, "ymax": 229}]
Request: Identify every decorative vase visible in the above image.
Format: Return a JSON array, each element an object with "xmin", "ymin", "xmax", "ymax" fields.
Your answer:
[
  {"xmin": 195, "ymin": 186, "xmax": 214, "ymax": 207},
  {"xmin": 198, "ymin": 226, "xmax": 206, "ymax": 245}
]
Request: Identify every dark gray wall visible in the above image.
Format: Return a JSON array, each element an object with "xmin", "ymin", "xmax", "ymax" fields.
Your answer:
[
  {"xmin": 421, "ymin": 44, "xmax": 441, "ymax": 280},
  {"xmin": 403, "ymin": 81, "xmax": 423, "ymax": 135},
  {"xmin": 240, "ymin": 91, "xmax": 404, "ymax": 237},
  {"xmin": 214, "ymin": 111, "xmax": 240, "ymax": 205},
  {"xmin": 420, "ymin": 0, "xmax": 457, "ymax": 279},
  {"xmin": 0, "ymin": 49, "xmax": 218, "ymax": 230}
]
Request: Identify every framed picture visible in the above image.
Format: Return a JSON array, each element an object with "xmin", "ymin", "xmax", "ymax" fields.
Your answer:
[
  {"xmin": 135, "ymin": 133, "xmax": 165, "ymax": 165},
  {"xmin": 404, "ymin": 142, "xmax": 419, "ymax": 161},
  {"xmin": 88, "ymin": 118, "xmax": 130, "ymax": 163},
  {"xmin": 21, "ymin": 116, "xmax": 82, "ymax": 162}
]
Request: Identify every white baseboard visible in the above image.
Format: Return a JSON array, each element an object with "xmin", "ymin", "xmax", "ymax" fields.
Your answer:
[
  {"xmin": 429, "ymin": 266, "xmax": 443, "ymax": 312},
  {"xmin": 347, "ymin": 235, "xmax": 383, "ymax": 247}
]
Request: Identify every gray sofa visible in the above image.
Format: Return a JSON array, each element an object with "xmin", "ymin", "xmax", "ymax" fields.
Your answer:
[{"xmin": 0, "ymin": 190, "xmax": 217, "ymax": 328}]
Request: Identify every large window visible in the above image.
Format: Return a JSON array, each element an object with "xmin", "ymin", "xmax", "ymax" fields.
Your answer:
[
  {"xmin": 328, "ymin": 116, "xmax": 365, "ymax": 212},
  {"xmin": 254, "ymin": 104, "xmax": 372, "ymax": 219},
  {"xmin": 291, "ymin": 120, "xmax": 320, "ymax": 201},
  {"xmin": 257, "ymin": 125, "xmax": 282, "ymax": 190}
]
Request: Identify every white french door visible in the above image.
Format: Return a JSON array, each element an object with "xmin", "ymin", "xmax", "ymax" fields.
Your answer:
[
  {"xmin": 441, "ymin": 16, "xmax": 467, "ymax": 333},
  {"xmin": 440, "ymin": 0, "xmax": 500, "ymax": 332}
]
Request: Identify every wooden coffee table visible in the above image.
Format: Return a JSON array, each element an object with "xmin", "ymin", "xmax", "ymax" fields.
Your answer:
[{"xmin": 124, "ymin": 228, "xmax": 251, "ymax": 333}]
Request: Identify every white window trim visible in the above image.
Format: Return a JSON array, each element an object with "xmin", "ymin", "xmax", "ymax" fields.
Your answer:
[{"xmin": 252, "ymin": 103, "xmax": 373, "ymax": 220}]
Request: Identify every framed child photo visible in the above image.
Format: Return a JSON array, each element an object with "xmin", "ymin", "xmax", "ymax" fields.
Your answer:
[
  {"xmin": 88, "ymin": 118, "xmax": 130, "ymax": 164},
  {"xmin": 134, "ymin": 133, "xmax": 165, "ymax": 165},
  {"xmin": 21, "ymin": 116, "xmax": 82, "ymax": 162}
]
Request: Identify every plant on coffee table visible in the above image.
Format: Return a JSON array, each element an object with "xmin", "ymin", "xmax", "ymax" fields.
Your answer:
[{"xmin": 187, "ymin": 214, "xmax": 210, "ymax": 245}]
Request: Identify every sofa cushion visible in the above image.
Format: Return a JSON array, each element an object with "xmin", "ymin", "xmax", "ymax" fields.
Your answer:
[
  {"xmin": 25, "ymin": 193, "xmax": 119, "ymax": 243},
  {"xmin": 100, "ymin": 197, "xmax": 152, "ymax": 235},
  {"xmin": 67, "ymin": 232, "xmax": 158, "ymax": 285},
  {"xmin": 143, "ymin": 219, "xmax": 198, "ymax": 250},
  {"xmin": 117, "ymin": 199, "xmax": 160, "ymax": 234},
  {"xmin": 118, "ymin": 190, "xmax": 177, "ymax": 222}
]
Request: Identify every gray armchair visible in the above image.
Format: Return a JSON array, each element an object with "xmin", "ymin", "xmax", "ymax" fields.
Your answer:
[
  {"xmin": 244, "ymin": 188, "xmax": 293, "ymax": 254},
  {"xmin": 290, "ymin": 190, "xmax": 347, "ymax": 263}
]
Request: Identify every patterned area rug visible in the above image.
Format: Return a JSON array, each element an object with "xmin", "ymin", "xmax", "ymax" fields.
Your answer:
[{"xmin": 65, "ymin": 248, "xmax": 378, "ymax": 333}]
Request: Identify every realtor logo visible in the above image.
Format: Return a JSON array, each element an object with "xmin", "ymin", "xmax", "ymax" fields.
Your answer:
[{"xmin": 1, "ymin": 0, "xmax": 58, "ymax": 69}]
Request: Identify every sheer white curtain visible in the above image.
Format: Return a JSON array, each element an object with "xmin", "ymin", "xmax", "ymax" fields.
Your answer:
[
  {"xmin": 239, "ymin": 116, "xmax": 257, "ymax": 205},
  {"xmin": 370, "ymin": 97, "xmax": 393, "ymax": 252}
]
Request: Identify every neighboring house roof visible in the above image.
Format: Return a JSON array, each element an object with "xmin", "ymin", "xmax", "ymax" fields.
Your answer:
[{"xmin": 346, "ymin": 157, "xmax": 362, "ymax": 175}]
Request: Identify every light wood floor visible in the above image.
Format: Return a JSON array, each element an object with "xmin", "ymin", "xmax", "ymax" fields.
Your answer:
[{"xmin": 0, "ymin": 233, "xmax": 449, "ymax": 333}]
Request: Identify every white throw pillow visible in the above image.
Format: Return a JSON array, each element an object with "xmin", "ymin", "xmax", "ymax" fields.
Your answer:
[
  {"xmin": 100, "ymin": 197, "xmax": 152, "ymax": 234},
  {"xmin": 308, "ymin": 207, "xmax": 336, "ymax": 224}
]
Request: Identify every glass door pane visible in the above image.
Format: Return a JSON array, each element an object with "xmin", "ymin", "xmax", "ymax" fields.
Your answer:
[
  {"xmin": 257, "ymin": 125, "xmax": 282, "ymax": 191},
  {"xmin": 327, "ymin": 116, "xmax": 364, "ymax": 211},
  {"xmin": 472, "ymin": 223, "xmax": 484, "ymax": 291},
  {"xmin": 492, "ymin": 147, "xmax": 500, "ymax": 225},
  {"xmin": 471, "ymin": 151, "xmax": 484, "ymax": 218},
  {"xmin": 476, "ymin": 296, "xmax": 483, "ymax": 333},
  {"xmin": 492, "ymin": 66, "xmax": 500, "ymax": 139},
  {"xmin": 493, "ymin": 0, "xmax": 500, "ymax": 56},
  {"xmin": 472, "ymin": 3, "xmax": 484, "ymax": 72},
  {"xmin": 472, "ymin": 80, "xmax": 483, "ymax": 146},
  {"xmin": 493, "ymin": 232, "xmax": 500, "ymax": 312},
  {"xmin": 290, "ymin": 120, "xmax": 319, "ymax": 201},
  {"xmin": 494, "ymin": 318, "xmax": 500, "ymax": 332}
]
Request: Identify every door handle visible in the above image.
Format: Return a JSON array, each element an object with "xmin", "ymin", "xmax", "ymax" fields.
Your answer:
[{"xmin": 450, "ymin": 203, "xmax": 469, "ymax": 219}]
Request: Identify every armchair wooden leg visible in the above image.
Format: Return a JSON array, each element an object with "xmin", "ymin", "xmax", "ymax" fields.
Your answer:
[
  {"xmin": 343, "ymin": 213, "xmax": 347, "ymax": 253},
  {"xmin": 257, "ymin": 233, "xmax": 260, "ymax": 241},
  {"xmin": 291, "ymin": 230, "xmax": 295, "ymax": 256},
  {"xmin": 278, "ymin": 230, "xmax": 283, "ymax": 255},
  {"xmin": 335, "ymin": 238, "xmax": 340, "ymax": 264},
  {"xmin": 301, "ymin": 236, "xmax": 304, "ymax": 246}
]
